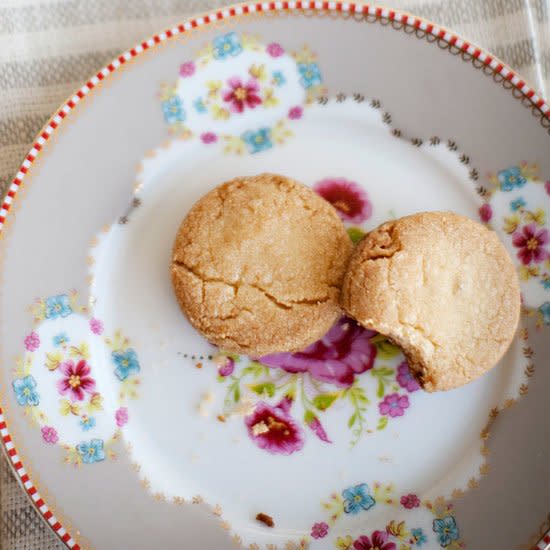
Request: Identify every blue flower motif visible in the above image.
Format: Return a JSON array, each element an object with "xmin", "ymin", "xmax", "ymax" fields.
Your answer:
[
  {"xmin": 76, "ymin": 439, "xmax": 105, "ymax": 464},
  {"xmin": 53, "ymin": 332, "xmax": 69, "ymax": 347},
  {"xmin": 540, "ymin": 302, "xmax": 550, "ymax": 325},
  {"xmin": 162, "ymin": 96, "xmax": 185, "ymax": 124},
  {"xmin": 298, "ymin": 63, "xmax": 322, "ymax": 89},
  {"xmin": 498, "ymin": 166, "xmax": 527, "ymax": 191},
  {"xmin": 242, "ymin": 128, "xmax": 273, "ymax": 154},
  {"xmin": 193, "ymin": 97, "xmax": 207, "ymax": 114},
  {"xmin": 213, "ymin": 32, "xmax": 242, "ymax": 60},
  {"xmin": 411, "ymin": 527, "xmax": 428, "ymax": 546},
  {"xmin": 80, "ymin": 416, "xmax": 96, "ymax": 432},
  {"xmin": 45, "ymin": 294, "xmax": 72, "ymax": 319},
  {"xmin": 541, "ymin": 277, "xmax": 550, "ymax": 290},
  {"xmin": 510, "ymin": 197, "xmax": 526, "ymax": 211},
  {"xmin": 12, "ymin": 375, "xmax": 40, "ymax": 407},
  {"xmin": 433, "ymin": 516, "xmax": 459, "ymax": 547},
  {"xmin": 342, "ymin": 483, "xmax": 375, "ymax": 514},
  {"xmin": 113, "ymin": 349, "xmax": 140, "ymax": 381},
  {"xmin": 272, "ymin": 70, "xmax": 286, "ymax": 87}
]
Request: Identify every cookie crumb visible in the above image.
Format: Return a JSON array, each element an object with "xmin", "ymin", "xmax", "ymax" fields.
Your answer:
[
  {"xmin": 217, "ymin": 414, "xmax": 226, "ymax": 422},
  {"xmin": 255, "ymin": 513, "xmax": 274, "ymax": 528},
  {"xmin": 195, "ymin": 362, "xmax": 203, "ymax": 369}
]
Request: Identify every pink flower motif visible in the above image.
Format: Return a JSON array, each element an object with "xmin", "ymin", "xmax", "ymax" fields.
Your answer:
[
  {"xmin": 545, "ymin": 181, "xmax": 550, "ymax": 196},
  {"xmin": 41, "ymin": 426, "xmax": 58, "ymax": 444},
  {"xmin": 179, "ymin": 61, "xmax": 196, "ymax": 77},
  {"xmin": 313, "ymin": 178, "xmax": 372, "ymax": 223},
  {"xmin": 396, "ymin": 361, "xmax": 420, "ymax": 392},
  {"xmin": 512, "ymin": 223, "xmax": 549, "ymax": 264},
  {"xmin": 115, "ymin": 407, "xmax": 128, "ymax": 427},
  {"xmin": 311, "ymin": 522, "xmax": 329, "ymax": 539},
  {"xmin": 288, "ymin": 106, "xmax": 303, "ymax": 120},
  {"xmin": 201, "ymin": 132, "xmax": 218, "ymax": 144},
  {"xmin": 379, "ymin": 393, "xmax": 409, "ymax": 418},
  {"xmin": 24, "ymin": 331, "xmax": 40, "ymax": 352},
  {"xmin": 56, "ymin": 359, "xmax": 96, "ymax": 402},
  {"xmin": 400, "ymin": 493, "xmax": 420, "ymax": 509},
  {"xmin": 215, "ymin": 355, "xmax": 235, "ymax": 377},
  {"xmin": 261, "ymin": 317, "xmax": 377, "ymax": 388},
  {"xmin": 478, "ymin": 203, "xmax": 492, "ymax": 223},
  {"xmin": 354, "ymin": 531, "xmax": 396, "ymax": 550},
  {"xmin": 266, "ymin": 42, "xmax": 284, "ymax": 57},
  {"xmin": 89, "ymin": 318, "xmax": 103, "ymax": 335},
  {"xmin": 222, "ymin": 77, "xmax": 262, "ymax": 113},
  {"xmin": 245, "ymin": 400, "xmax": 304, "ymax": 455}
]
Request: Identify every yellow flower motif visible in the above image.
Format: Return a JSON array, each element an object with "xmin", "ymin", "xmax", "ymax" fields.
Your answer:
[
  {"xmin": 503, "ymin": 214, "xmax": 520, "ymax": 234},
  {"xmin": 69, "ymin": 342, "xmax": 90, "ymax": 360},
  {"xmin": 59, "ymin": 398, "xmax": 80, "ymax": 416},
  {"xmin": 335, "ymin": 535, "xmax": 353, "ymax": 550},
  {"xmin": 159, "ymin": 82, "xmax": 177, "ymax": 101},
  {"xmin": 263, "ymin": 88, "xmax": 279, "ymax": 108},
  {"xmin": 293, "ymin": 45, "xmax": 317, "ymax": 64},
  {"xmin": 206, "ymin": 80, "xmax": 222, "ymax": 98},
  {"xmin": 212, "ymin": 105, "xmax": 230, "ymax": 120},
  {"xmin": 525, "ymin": 208, "xmax": 546, "ymax": 225},
  {"xmin": 196, "ymin": 43, "xmax": 215, "ymax": 66},
  {"xmin": 87, "ymin": 392, "xmax": 104, "ymax": 413},
  {"xmin": 386, "ymin": 520, "xmax": 408, "ymax": 538},
  {"xmin": 519, "ymin": 265, "xmax": 539, "ymax": 281},
  {"xmin": 45, "ymin": 350, "xmax": 63, "ymax": 371},
  {"xmin": 241, "ymin": 33, "xmax": 261, "ymax": 51},
  {"xmin": 249, "ymin": 64, "xmax": 266, "ymax": 81},
  {"xmin": 519, "ymin": 162, "xmax": 539, "ymax": 180}
]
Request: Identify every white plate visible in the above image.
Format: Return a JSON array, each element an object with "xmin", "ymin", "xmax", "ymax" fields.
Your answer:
[{"xmin": 1, "ymin": 5, "xmax": 549, "ymax": 550}]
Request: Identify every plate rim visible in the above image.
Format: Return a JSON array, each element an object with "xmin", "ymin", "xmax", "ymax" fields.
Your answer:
[{"xmin": 1, "ymin": 3, "xmax": 549, "ymax": 549}]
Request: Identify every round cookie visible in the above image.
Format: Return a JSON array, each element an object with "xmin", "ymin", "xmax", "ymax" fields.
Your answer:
[
  {"xmin": 171, "ymin": 174, "xmax": 353, "ymax": 355},
  {"xmin": 341, "ymin": 211, "xmax": 520, "ymax": 392}
]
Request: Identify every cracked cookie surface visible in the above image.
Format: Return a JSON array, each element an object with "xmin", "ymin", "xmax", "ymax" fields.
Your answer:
[
  {"xmin": 171, "ymin": 173, "xmax": 353, "ymax": 355},
  {"xmin": 341, "ymin": 211, "xmax": 521, "ymax": 392}
]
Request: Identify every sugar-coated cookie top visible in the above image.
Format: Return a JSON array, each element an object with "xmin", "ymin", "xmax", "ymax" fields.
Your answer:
[
  {"xmin": 172, "ymin": 173, "xmax": 353, "ymax": 355},
  {"xmin": 342, "ymin": 211, "xmax": 521, "ymax": 391}
]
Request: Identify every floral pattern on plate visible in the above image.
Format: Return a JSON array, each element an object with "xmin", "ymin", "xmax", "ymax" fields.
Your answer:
[
  {"xmin": 188, "ymin": 178, "xmax": 418, "ymax": 455},
  {"xmin": 478, "ymin": 162, "xmax": 550, "ymax": 326},
  {"xmin": 310, "ymin": 482, "xmax": 464, "ymax": 549},
  {"xmin": 159, "ymin": 32, "xmax": 324, "ymax": 153},
  {"xmin": 212, "ymin": 319, "xmax": 418, "ymax": 455},
  {"xmin": 11, "ymin": 291, "xmax": 140, "ymax": 465}
]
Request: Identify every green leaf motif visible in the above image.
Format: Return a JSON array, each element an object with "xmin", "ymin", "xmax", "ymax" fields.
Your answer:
[
  {"xmin": 348, "ymin": 413, "xmax": 357, "ymax": 428},
  {"xmin": 242, "ymin": 361, "xmax": 268, "ymax": 378},
  {"xmin": 312, "ymin": 393, "xmax": 338, "ymax": 411},
  {"xmin": 373, "ymin": 338, "xmax": 402, "ymax": 360},
  {"xmin": 375, "ymin": 367, "xmax": 395, "ymax": 377},
  {"xmin": 347, "ymin": 226, "xmax": 366, "ymax": 244},
  {"xmin": 233, "ymin": 384, "xmax": 240, "ymax": 402},
  {"xmin": 250, "ymin": 382, "xmax": 275, "ymax": 398},
  {"xmin": 377, "ymin": 378, "xmax": 385, "ymax": 398},
  {"xmin": 304, "ymin": 410, "xmax": 316, "ymax": 425},
  {"xmin": 377, "ymin": 416, "xmax": 388, "ymax": 430}
]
